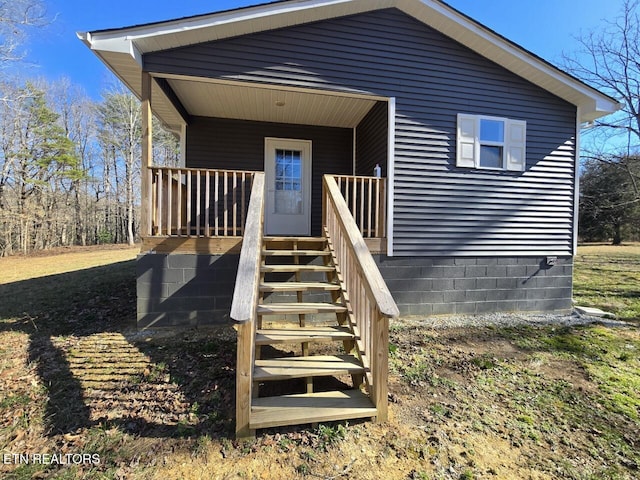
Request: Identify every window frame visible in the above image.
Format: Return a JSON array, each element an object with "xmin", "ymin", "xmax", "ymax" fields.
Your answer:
[
  {"xmin": 456, "ymin": 113, "xmax": 527, "ymax": 173},
  {"xmin": 477, "ymin": 116, "xmax": 506, "ymax": 170}
]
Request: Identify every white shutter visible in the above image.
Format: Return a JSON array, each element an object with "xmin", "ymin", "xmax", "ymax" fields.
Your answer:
[
  {"xmin": 506, "ymin": 119, "xmax": 526, "ymax": 172},
  {"xmin": 456, "ymin": 114, "xmax": 477, "ymax": 168}
]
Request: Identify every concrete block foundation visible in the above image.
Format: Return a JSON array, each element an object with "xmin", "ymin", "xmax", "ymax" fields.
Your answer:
[{"xmin": 136, "ymin": 252, "xmax": 574, "ymax": 328}]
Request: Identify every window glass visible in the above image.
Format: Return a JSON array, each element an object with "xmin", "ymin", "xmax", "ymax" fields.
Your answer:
[
  {"xmin": 274, "ymin": 149, "xmax": 302, "ymax": 214},
  {"xmin": 480, "ymin": 119, "xmax": 504, "ymax": 143},
  {"xmin": 479, "ymin": 145, "xmax": 504, "ymax": 169}
]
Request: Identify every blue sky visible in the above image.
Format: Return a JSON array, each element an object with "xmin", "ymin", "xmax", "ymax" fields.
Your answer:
[{"xmin": 20, "ymin": 0, "xmax": 624, "ymax": 100}]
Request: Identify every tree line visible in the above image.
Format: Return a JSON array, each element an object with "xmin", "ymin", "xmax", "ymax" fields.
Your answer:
[
  {"xmin": 0, "ymin": 0, "xmax": 177, "ymax": 255},
  {"xmin": 0, "ymin": 79, "xmax": 179, "ymax": 256}
]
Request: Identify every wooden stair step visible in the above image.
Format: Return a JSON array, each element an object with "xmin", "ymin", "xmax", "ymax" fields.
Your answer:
[
  {"xmin": 257, "ymin": 302, "xmax": 347, "ymax": 315},
  {"xmin": 250, "ymin": 390, "xmax": 376, "ymax": 429},
  {"xmin": 253, "ymin": 355, "xmax": 364, "ymax": 381},
  {"xmin": 264, "ymin": 236, "xmax": 326, "ymax": 243},
  {"xmin": 261, "ymin": 265, "xmax": 335, "ymax": 273},
  {"xmin": 255, "ymin": 326, "xmax": 354, "ymax": 345},
  {"xmin": 259, "ymin": 281, "xmax": 341, "ymax": 292},
  {"xmin": 262, "ymin": 249, "xmax": 331, "ymax": 256}
]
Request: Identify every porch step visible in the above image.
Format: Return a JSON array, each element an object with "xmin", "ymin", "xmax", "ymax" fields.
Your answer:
[
  {"xmin": 259, "ymin": 281, "xmax": 341, "ymax": 292},
  {"xmin": 250, "ymin": 390, "xmax": 376, "ymax": 429},
  {"xmin": 262, "ymin": 249, "xmax": 331, "ymax": 257},
  {"xmin": 264, "ymin": 236, "xmax": 326, "ymax": 243},
  {"xmin": 261, "ymin": 265, "xmax": 335, "ymax": 273},
  {"xmin": 255, "ymin": 326, "xmax": 354, "ymax": 345},
  {"xmin": 257, "ymin": 302, "xmax": 347, "ymax": 315},
  {"xmin": 253, "ymin": 355, "xmax": 364, "ymax": 381}
]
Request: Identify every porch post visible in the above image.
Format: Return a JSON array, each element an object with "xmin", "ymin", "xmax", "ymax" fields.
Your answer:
[{"xmin": 141, "ymin": 71, "xmax": 153, "ymax": 237}]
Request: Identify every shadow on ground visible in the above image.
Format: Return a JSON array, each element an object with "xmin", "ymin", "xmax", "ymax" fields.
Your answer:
[{"xmin": 0, "ymin": 260, "xmax": 237, "ymax": 440}]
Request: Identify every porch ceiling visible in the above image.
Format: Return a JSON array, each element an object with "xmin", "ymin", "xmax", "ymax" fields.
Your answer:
[{"xmin": 165, "ymin": 77, "xmax": 379, "ymax": 128}]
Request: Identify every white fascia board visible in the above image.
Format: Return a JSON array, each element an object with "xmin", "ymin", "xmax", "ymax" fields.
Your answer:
[
  {"xmin": 584, "ymin": 97, "xmax": 624, "ymax": 122},
  {"xmin": 86, "ymin": 0, "xmax": 375, "ymax": 52},
  {"xmin": 82, "ymin": 32, "xmax": 143, "ymax": 67}
]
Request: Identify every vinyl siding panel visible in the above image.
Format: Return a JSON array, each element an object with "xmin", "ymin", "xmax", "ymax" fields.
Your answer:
[
  {"xmin": 356, "ymin": 101, "xmax": 388, "ymax": 177},
  {"xmin": 146, "ymin": 8, "xmax": 577, "ymax": 257},
  {"xmin": 186, "ymin": 116, "xmax": 352, "ymax": 236}
]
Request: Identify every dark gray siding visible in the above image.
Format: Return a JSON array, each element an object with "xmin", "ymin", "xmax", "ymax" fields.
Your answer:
[
  {"xmin": 146, "ymin": 8, "xmax": 577, "ymax": 257},
  {"xmin": 356, "ymin": 101, "xmax": 388, "ymax": 177},
  {"xmin": 186, "ymin": 116, "xmax": 352, "ymax": 236}
]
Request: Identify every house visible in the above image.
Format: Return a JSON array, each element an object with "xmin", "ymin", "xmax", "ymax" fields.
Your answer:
[{"xmin": 79, "ymin": 0, "xmax": 619, "ymax": 436}]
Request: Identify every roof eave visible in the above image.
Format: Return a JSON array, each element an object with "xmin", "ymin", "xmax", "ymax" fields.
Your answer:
[
  {"xmin": 79, "ymin": 0, "xmax": 621, "ymax": 125},
  {"xmin": 580, "ymin": 98, "xmax": 623, "ymax": 123}
]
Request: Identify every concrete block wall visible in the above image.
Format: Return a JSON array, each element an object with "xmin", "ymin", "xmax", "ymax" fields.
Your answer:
[
  {"xmin": 373, "ymin": 255, "xmax": 573, "ymax": 316},
  {"xmin": 136, "ymin": 253, "xmax": 239, "ymax": 328},
  {"xmin": 135, "ymin": 252, "xmax": 574, "ymax": 328}
]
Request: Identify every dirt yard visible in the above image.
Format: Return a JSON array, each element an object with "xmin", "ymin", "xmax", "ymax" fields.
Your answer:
[{"xmin": 0, "ymin": 244, "xmax": 638, "ymax": 479}]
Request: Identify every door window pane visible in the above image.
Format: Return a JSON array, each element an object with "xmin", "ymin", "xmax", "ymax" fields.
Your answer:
[{"xmin": 274, "ymin": 149, "xmax": 303, "ymax": 214}]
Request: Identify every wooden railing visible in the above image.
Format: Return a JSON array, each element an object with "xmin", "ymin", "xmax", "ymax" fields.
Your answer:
[
  {"xmin": 322, "ymin": 174, "xmax": 398, "ymax": 422},
  {"xmin": 148, "ymin": 167, "xmax": 255, "ymax": 237},
  {"xmin": 230, "ymin": 172, "xmax": 265, "ymax": 439},
  {"xmin": 333, "ymin": 175, "xmax": 386, "ymax": 238}
]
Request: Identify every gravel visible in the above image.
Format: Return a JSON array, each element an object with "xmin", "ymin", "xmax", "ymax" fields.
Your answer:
[{"xmin": 397, "ymin": 309, "xmax": 632, "ymax": 329}]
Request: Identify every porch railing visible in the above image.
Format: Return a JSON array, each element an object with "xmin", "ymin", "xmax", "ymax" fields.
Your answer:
[
  {"xmin": 146, "ymin": 168, "xmax": 387, "ymax": 241},
  {"xmin": 323, "ymin": 174, "xmax": 398, "ymax": 422},
  {"xmin": 148, "ymin": 167, "xmax": 255, "ymax": 237},
  {"xmin": 333, "ymin": 175, "xmax": 386, "ymax": 238}
]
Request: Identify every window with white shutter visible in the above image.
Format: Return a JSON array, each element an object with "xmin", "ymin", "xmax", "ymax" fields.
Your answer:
[{"xmin": 456, "ymin": 114, "xmax": 526, "ymax": 172}]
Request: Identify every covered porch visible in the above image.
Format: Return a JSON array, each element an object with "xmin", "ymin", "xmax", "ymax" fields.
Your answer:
[{"xmin": 138, "ymin": 72, "xmax": 392, "ymax": 253}]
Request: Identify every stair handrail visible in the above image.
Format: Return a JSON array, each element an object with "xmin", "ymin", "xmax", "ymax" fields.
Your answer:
[
  {"xmin": 322, "ymin": 174, "xmax": 399, "ymax": 422},
  {"xmin": 230, "ymin": 171, "xmax": 265, "ymax": 439},
  {"xmin": 231, "ymin": 171, "xmax": 265, "ymax": 323}
]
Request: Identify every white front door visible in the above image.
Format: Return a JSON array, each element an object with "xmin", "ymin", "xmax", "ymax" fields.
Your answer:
[{"xmin": 264, "ymin": 138, "xmax": 312, "ymax": 236}]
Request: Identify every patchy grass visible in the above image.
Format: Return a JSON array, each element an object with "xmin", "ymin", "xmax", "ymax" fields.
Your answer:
[
  {"xmin": 574, "ymin": 243, "xmax": 640, "ymax": 322},
  {"xmin": 0, "ymin": 244, "xmax": 639, "ymax": 479},
  {"xmin": 0, "ymin": 244, "xmax": 139, "ymax": 285}
]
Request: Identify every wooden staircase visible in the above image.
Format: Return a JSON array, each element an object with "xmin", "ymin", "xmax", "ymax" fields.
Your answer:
[
  {"xmin": 232, "ymin": 173, "xmax": 397, "ymax": 439},
  {"xmin": 249, "ymin": 237, "xmax": 377, "ymax": 431}
]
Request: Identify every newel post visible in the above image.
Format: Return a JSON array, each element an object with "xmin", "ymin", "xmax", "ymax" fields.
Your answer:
[
  {"xmin": 372, "ymin": 311, "xmax": 389, "ymax": 422},
  {"xmin": 140, "ymin": 71, "xmax": 153, "ymax": 237},
  {"xmin": 235, "ymin": 320, "xmax": 255, "ymax": 439}
]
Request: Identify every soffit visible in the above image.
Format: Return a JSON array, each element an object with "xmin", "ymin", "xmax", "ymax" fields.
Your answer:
[{"xmin": 167, "ymin": 78, "xmax": 377, "ymax": 127}]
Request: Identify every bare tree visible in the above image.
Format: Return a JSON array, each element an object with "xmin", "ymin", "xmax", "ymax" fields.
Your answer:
[
  {"xmin": 50, "ymin": 78, "xmax": 98, "ymax": 246},
  {"xmin": 563, "ymin": 0, "xmax": 640, "ymax": 154},
  {"xmin": 97, "ymin": 88, "xmax": 141, "ymax": 246},
  {"xmin": 0, "ymin": 0, "xmax": 49, "ymax": 67}
]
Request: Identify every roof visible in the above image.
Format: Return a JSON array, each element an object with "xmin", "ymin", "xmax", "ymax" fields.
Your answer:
[{"xmin": 78, "ymin": 0, "xmax": 621, "ymax": 131}]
